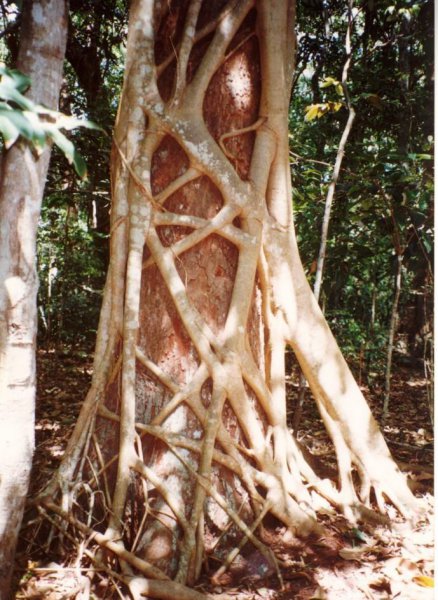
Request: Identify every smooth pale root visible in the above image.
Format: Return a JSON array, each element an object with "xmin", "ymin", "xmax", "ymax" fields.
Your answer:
[{"xmin": 36, "ymin": 1, "xmax": 419, "ymax": 598}]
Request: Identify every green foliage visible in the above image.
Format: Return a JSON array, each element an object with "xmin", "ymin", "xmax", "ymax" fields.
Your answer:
[
  {"xmin": 34, "ymin": 0, "xmax": 128, "ymax": 349},
  {"xmin": 292, "ymin": 0, "xmax": 433, "ymax": 378},
  {"xmin": 37, "ymin": 199, "xmax": 106, "ymax": 349},
  {"xmin": 0, "ymin": 63, "xmax": 101, "ymax": 177}
]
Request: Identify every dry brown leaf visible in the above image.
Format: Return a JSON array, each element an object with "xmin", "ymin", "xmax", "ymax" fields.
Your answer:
[
  {"xmin": 369, "ymin": 576, "xmax": 392, "ymax": 593},
  {"xmin": 310, "ymin": 586, "xmax": 328, "ymax": 599},
  {"xmin": 384, "ymin": 556, "xmax": 418, "ymax": 573},
  {"xmin": 339, "ymin": 545, "xmax": 373, "ymax": 561}
]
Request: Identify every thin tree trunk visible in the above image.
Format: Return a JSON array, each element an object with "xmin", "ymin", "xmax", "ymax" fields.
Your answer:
[
  {"xmin": 313, "ymin": 0, "xmax": 355, "ymax": 300},
  {"xmin": 382, "ymin": 253, "xmax": 403, "ymax": 420},
  {"xmin": 0, "ymin": 2, "xmax": 68, "ymax": 597},
  {"xmin": 370, "ymin": 282, "xmax": 377, "ymax": 332},
  {"xmin": 45, "ymin": 253, "xmax": 56, "ymax": 347},
  {"xmin": 364, "ymin": 273, "xmax": 377, "ymax": 380}
]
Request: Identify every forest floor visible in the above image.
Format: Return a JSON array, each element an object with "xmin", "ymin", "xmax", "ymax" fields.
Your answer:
[{"xmin": 14, "ymin": 348, "xmax": 434, "ymax": 600}]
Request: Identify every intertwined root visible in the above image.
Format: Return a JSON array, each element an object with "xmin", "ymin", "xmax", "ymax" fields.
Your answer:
[{"xmin": 34, "ymin": 1, "xmax": 418, "ymax": 597}]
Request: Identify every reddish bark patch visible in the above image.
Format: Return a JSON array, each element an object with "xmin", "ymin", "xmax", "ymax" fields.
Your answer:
[
  {"xmin": 177, "ymin": 232, "xmax": 238, "ymax": 334},
  {"xmin": 139, "ymin": 265, "xmax": 198, "ymax": 386},
  {"xmin": 163, "ymin": 174, "xmax": 223, "ymax": 218},
  {"xmin": 203, "ymin": 35, "xmax": 261, "ymax": 180},
  {"xmin": 151, "ymin": 135, "xmax": 189, "ymax": 195}
]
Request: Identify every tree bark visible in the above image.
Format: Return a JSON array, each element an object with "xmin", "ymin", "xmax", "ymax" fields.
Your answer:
[
  {"xmin": 38, "ymin": 2, "xmax": 418, "ymax": 597},
  {"xmin": 383, "ymin": 253, "xmax": 403, "ymax": 420},
  {"xmin": 0, "ymin": 1, "xmax": 68, "ymax": 597}
]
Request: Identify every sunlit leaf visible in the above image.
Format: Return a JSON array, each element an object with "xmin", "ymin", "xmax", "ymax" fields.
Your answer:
[
  {"xmin": 327, "ymin": 101, "xmax": 343, "ymax": 112},
  {"xmin": 55, "ymin": 114, "xmax": 102, "ymax": 132},
  {"xmin": 0, "ymin": 113, "xmax": 20, "ymax": 148},
  {"xmin": 36, "ymin": 106, "xmax": 102, "ymax": 133},
  {"xmin": 304, "ymin": 104, "xmax": 320, "ymax": 121},
  {"xmin": 320, "ymin": 76, "xmax": 339, "ymax": 88},
  {"xmin": 398, "ymin": 7, "xmax": 412, "ymax": 21},
  {"xmin": 22, "ymin": 110, "xmax": 49, "ymax": 149},
  {"xmin": 413, "ymin": 575, "xmax": 434, "ymax": 588},
  {"xmin": 4, "ymin": 68, "xmax": 31, "ymax": 93},
  {"xmin": 0, "ymin": 80, "xmax": 34, "ymax": 110}
]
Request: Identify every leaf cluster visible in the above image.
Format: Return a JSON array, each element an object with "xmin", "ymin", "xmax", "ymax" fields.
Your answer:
[{"xmin": 0, "ymin": 63, "xmax": 101, "ymax": 178}]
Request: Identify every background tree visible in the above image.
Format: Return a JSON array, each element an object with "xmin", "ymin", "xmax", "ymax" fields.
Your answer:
[
  {"xmin": 37, "ymin": 2, "xmax": 420, "ymax": 598},
  {"xmin": 290, "ymin": 0, "xmax": 433, "ymax": 397},
  {"xmin": 0, "ymin": 1, "xmax": 68, "ymax": 597}
]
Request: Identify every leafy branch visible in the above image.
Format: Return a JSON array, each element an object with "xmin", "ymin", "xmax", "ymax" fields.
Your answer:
[{"xmin": 0, "ymin": 64, "xmax": 100, "ymax": 178}]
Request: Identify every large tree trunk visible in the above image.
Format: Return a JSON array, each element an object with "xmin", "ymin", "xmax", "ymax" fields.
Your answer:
[
  {"xmin": 0, "ymin": 1, "xmax": 68, "ymax": 597},
  {"xmin": 39, "ymin": 1, "xmax": 418, "ymax": 597}
]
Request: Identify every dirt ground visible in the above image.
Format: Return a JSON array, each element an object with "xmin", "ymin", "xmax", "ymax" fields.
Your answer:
[{"xmin": 13, "ymin": 349, "xmax": 434, "ymax": 599}]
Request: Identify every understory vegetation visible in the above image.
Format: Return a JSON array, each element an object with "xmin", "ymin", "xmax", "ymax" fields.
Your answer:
[{"xmin": 0, "ymin": 0, "xmax": 433, "ymax": 598}]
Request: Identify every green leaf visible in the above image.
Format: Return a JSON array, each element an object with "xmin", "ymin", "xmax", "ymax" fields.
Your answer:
[
  {"xmin": 0, "ymin": 113, "xmax": 20, "ymax": 147},
  {"xmin": 0, "ymin": 109, "xmax": 26, "ymax": 143},
  {"xmin": 408, "ymin": 153, "xmax": 433, "ymax": 161},
  {"xmin": 0, "ymin": 63, "xmax": 100, "ymax": 177},
  {"xmin": 48, "ymin": 126, "xmax": 88, "ymax": 179},
  {"xmin": 0, "ymin": 80, "xmax": 34, "ymax": 110},
  {"xmin": 422, "ymin": 238, "xmax": 432, "ymax": 254},
  {"xmin": 0, "ymin": 106, "xmax": 46, "ymax": 148},
  {"xmin": 22, "ymin": 110, "xmax": 49, "ymax": 149},
  {"xmin": 5, "ymin": 69, "xmax": 31, "ymax": 93},
  {"xmin": 351, "ymin": 528, "xmax": 368, "ymax": 543}
]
